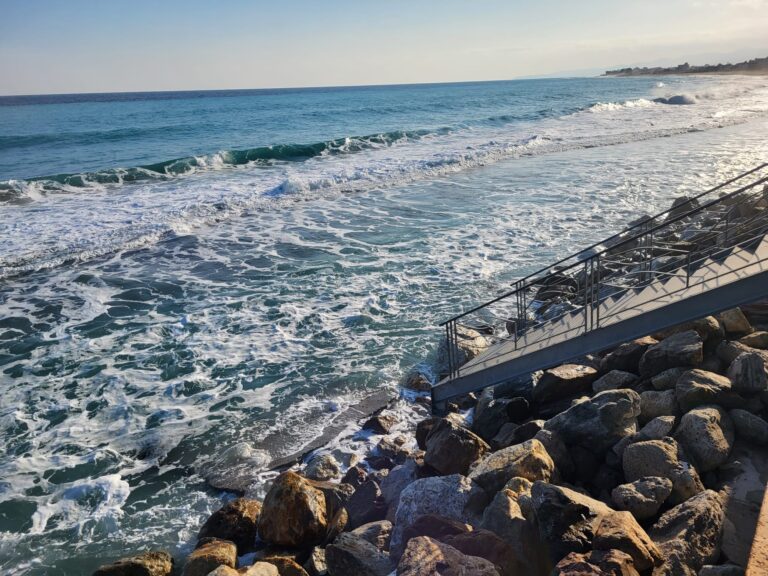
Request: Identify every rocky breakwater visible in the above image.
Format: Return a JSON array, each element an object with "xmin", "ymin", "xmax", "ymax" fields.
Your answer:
[{"xmin": 93, "ymin": 306, "xmax": 768, "ymax": 576}]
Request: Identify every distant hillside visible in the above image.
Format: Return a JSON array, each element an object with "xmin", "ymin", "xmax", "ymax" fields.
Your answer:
[{"xmin": 605, "ymin": 56, "xmax": 768, "ymax": 76}]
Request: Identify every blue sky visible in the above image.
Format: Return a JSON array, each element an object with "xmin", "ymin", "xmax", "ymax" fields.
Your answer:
[{"xmin": 1, "ymin": 0, "xmax": 766, "ymax": 94}]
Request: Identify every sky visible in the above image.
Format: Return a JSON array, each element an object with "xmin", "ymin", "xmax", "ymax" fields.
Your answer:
[{"xmin": 0, "ymin": 0, "xmax": 766, "ymax": 95}]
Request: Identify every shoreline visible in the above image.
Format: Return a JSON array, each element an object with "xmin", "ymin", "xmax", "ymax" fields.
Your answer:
[{"xmin": 94, "ymin": 189, "xmax": 768, "ymax": 576}]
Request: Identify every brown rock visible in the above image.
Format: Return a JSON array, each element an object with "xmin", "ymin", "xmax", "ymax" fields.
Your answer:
[
  {"xmin": 325, "ymin": 532, "xmax": 392, "ymax": 576},
  {"xmin": 350, "ymin": 520, "xmax": 392, "ymax": 551},
  {"xmin": 638, "ymin": 330, "xmax": 703, "ymax": 378},
  {"xmin": 719, "ymin": 308, "xmax": 753, "ymax": 336},
  {"xmin": 468, "ymin": 438, "xmax": 554, "ymax": 494},
  {"xmin": 345, "ymin": 480, "xmax": 386, "ymax": 530},
  {"xmin": 198, "ymin": 498, "xmax": 261, "ymax": 552},
  {"xmin": 183, "ymin": 539, "xmax": 237, "ymax": 576},
  {"xmin": 240, "ymin": 563, "xmax": 279, "ymax": 576},
  {"xmin": 727, "ymin": 352, "xmax": 768, "ymax": 395},
  {"xmin": 396, "ymin": 536, "xmax": 500, "ymax": 576},
  {"xmin": 442, "ymin": 529, "xmax": 523, "ymax": 576},
  {"xmin": 415, "ymin": 417, "xmax": 440, "ymax": 450},
  {"xmin": 675, "ymin": 369, "xmax": 744, "ymax": 412},
  {"xmin": 533, "ymin": 364, "xmax": 598, "ymax": 405},
  {"xmin": 639, "ymin": 390, "xmax": 678, "ymax": 421},
  {"xmin": 261, "ymin": 557, "xmax": 309, "ymax": 576},
  {"xmin": 729, "ymin": 408, "xmax": 768, "ymax": 444},
  {"xmin": 651, "ymin": 367, "xmax": 687, "ymax": 391},
  {"xmin": 341, "ymin": 465, "xmax": 368, "ymax": 488},
  {"xmin": 362, "ymin": 414, "xmax": 397, "ymax": 435},
  {"xmin": 653, "ymin": 316, "xmax": 723, "ymax": 344},
  {"xmin": 531, "ymin": 481, "xmax": 614, "ymax": 562},
  {"xmin": 207, "ymin": 567, "xmax": 238, "ymax": 576},
  {"xmin": 376, "ymin": 435, "xmax": 410, "ymax": 464},
  {"xmin": 738, "ymin": 330, "xmax": 768, "ymax": 349},
  {"xmin": 93, "ymin": 551, "xmax": 173, "ymax": 576},
  {"xmin": 401, "ymin": 514, "xmax": 472, "ymax": 546},
  {"xmin": 593, "ymin": 511, "xmax": 663, "ymax": 571},
  {"xmin": 611, "ymin": 476, "xmax": 672, "ymax": 520},
  {"xmin": 553, "ymin": 549, "xmax": 640, "ymax": 576},
  {"xmin": 600, "ymin": 336, "xmax": 658, "ymax": 373},
  {"xmin": 650, "ymin": 490, "xmax": 725, "ymax": 575},
  {"xmin": 674, "ymin": 405, "xmax": 734, "ymax": 472},
  {"xmin": 592, "ymin": 370, "xmax": 639, "ymax": 394},
  {"xmin": 424, "ymin": 418, "xmax": 490, "ymax": 475},
  {"xmin": 302, "ymin": 548, "xmax": 326, "ymax": 576},
  {"xmin": 402, "ymin": 371, "xmax": 431, "ymax": 391},
  {"xmin": 622, "ymin": 437, "xmax": 704, "ymax": 504},
  {"xmin": 304, "ymin": 454, "xmax": 341, "ymax": 481},
  {"xmin": 257, "ymin": 471, "xmax": 328, "ymax": 547}
]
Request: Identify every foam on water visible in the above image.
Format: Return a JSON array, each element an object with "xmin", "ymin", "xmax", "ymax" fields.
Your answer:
[{"xmin": 1, "ymin": 75, "xmax": 768, "ymax": 574}]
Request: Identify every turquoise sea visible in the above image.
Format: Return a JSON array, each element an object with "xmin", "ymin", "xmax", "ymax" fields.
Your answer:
[{"xmin": 1, "ymin": 76, "xmax": 767, "ymax": 573}]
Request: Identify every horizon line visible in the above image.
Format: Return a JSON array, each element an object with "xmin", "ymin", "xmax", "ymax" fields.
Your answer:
[{"xmin": 0, "ymin": 74, "xmax": 603, "ymax": 99}]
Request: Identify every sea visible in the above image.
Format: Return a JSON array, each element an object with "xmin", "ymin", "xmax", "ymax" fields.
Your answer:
[{"xmin": 1, "ymin": 75, "xmax": 767, "ymax": 574}]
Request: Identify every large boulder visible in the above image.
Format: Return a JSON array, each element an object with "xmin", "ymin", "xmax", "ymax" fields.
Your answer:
[
  {"xmin": 729, "ymin": 408, "xmax": 768, "ymax": 444},
  {"xmin": 674, "ymin": 406, "xmax": 734, "ymax": 472},
  {"xmin": 182, "ymin": 539, "xmax": 237, "ymax": 576},
  {"xmin": 425, "ymin": 418, "xmax": 490, "ymax": 475},
  {"xmin": 480, "ymin": 487, "xmax": 547, "ymax": 575},
  {"xmin": 472, "ymin": 397, "xmax": 530, "ymax": 441},
  {"xmin": 442, "ymin": 529, "xmax": 523, "ymax": 576},
  {"xmin": 544, "ymin": 389, "xmax": 641, "ymax": 454},
  {"xmin": 727, "ymin": 352, "xmax": 768, "ymax": 395},
  {"xmin": 600, "ymin": 336, "xmax": 657, "ymax": 373},
  {"xmin": 592, "ymin": 370, "xmax": 639, "ymax": 394},
  {"xmin": 653, "ymin": 316, "xmax": 723, "ymax": 345},
  {"xmin": 390, "ymin": 474, "xmax": 485, "ymax": 558},
  {"xmin": 739, "ymin": 330, "xmax": 768, "ymax": 349},
  {"xmin": 350, "ymin": 520, "xmax": 392, "ymax": 551},
  {"xmin": 260, "ymin": 557, "xmax": 309, "ymax": 576},
  {"xmin": 611, "ymin": 415, "xmax": 677, "ymax": 463},
  {"xmin": 530, "ymin": 481, "xmax": 614, "ymax": 563},
  {"xmin": 258, "ymin": 471, "xmax": 328, "ymax": 547},
  {"xmin": 611, "ymin": 476, "xmax": 672, "ymax": 520},
  {"xmin": 345, "ymin": 479, "xmax": 386, "ymax": 529},
  {"xmin": 651, "ymin": 367, "xmax": 687, "ymax": 391},
  {"xmin": 241, "ymin": 564, "xmax": 279, "ymax": 576},
  {"xmin": 650, "ymin": 490, "xmax": 725, "ymax": 575},
  {"xmin": 675, "ymin": 369, "xmax": 744, "ymax": 412},
  {"xmin": 719, "ymin": 308, "xmax": 753, "ymax": 336},
  {"xmin": 325, "ymin": 532, "xmax": 392, "ymax": 576},
  {"xmin": 380, "ymin": 459, "xmax": 419, "ymax": 511},
  {"xmin": 93, "ymin": 551, "xmax": 173, "ymax": 576},
  {"xmin": 198, "ymin": 498, "xmax": 261, "ymax": 552},
  {"xmin": 639, "ymin": 390, "xmax": 678, "ymax": 421},
  {"xmin": 553, "ymin": 549, "xmax": 640, "ymax": 576},
  {"xmin": 638, "ymin": 330, "xmax": 703, "ymax": 378},
  {"xmin": 397, "ymin": 536, "xmax": 500, "ymax": 576},
  {"xmin": 468, "ymin": 439, "xmax": 554, "ymax": 494},
  {"xmin": 592, "ymin": 511, "xmax": 663, "ymax": 571},
  {"xmin": 400, "ymin": 514, "xmax": 471, "ymax": 547},
  {"xmin": 304, "ymin": 454, "xmax": 341, "ymax": 481},
  {"xmin": 533, "ymin": 364, "xmax": 598, "ymax": 405},
  {"xmin": 622, "ymin": 437, "xmax": 704, "ymax": 504}
]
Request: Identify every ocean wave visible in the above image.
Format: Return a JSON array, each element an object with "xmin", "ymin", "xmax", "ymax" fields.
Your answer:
[
  {"xmin": 587, "ymin": 98, "xmax": 656, "ymax": 112},
  {"xmin": 0, "ymin": 129, "xmax": 441, "ymax": 200}
]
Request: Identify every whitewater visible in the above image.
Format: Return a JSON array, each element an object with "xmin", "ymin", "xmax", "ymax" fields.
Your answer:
[{"xmin": 1, "ymin": 75, "xmax": 767, "ymax": 574}]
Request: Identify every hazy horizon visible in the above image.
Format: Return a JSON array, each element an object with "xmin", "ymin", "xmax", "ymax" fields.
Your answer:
[{"xmin": 1, "ymin": 0, "xmax": 767, "ymax": 96}]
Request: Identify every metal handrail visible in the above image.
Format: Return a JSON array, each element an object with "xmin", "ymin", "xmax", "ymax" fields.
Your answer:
[
  {"xmin": 440, "ymin": 162, "xmax": 768, "ymax": 380},
  {"xmin": 442, "ymin": 163, "xmax": 768, "ymax": 325}
]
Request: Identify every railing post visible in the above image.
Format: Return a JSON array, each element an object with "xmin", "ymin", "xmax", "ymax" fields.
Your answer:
[
  {"xmin": 595, "ymin": 254, "xmax": 601, "ymax": 328},
  {"xmin": 686, "ymin": 251, "xmax": 692, "ymax": 288}
]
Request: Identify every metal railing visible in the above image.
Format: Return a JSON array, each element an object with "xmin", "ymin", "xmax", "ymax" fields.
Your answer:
[{"xmin": 441, "ymin": 163, "xmax": 768, "ymax": 381}]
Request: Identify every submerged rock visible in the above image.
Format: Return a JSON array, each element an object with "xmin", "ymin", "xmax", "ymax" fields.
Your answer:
[
  {"xmin": 257, "ymin": 471, "xmax": 328, "ymax": 547},
  {"xmin": 93, "ymin": 551, "xmax": 173, "ymax": 576},
  {"xmin": 198, "ymin": 498, "xmax": 261, "ymax": 552},
  {"xmin": 675, "ymin": 405, "xmax": 734, "ymax": 472},
  {"xmin": 397, "ymin": 536, "xmax": 500, "ymax": 576},
  {"xmin": 650, "ymin": 490, "xmax": 725, "ymax": 575}
]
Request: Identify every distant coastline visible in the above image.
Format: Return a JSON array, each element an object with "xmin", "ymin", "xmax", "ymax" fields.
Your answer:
[{"xmin": 605, "ymin": 56, "xmax": 768, "ymax": 77}]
